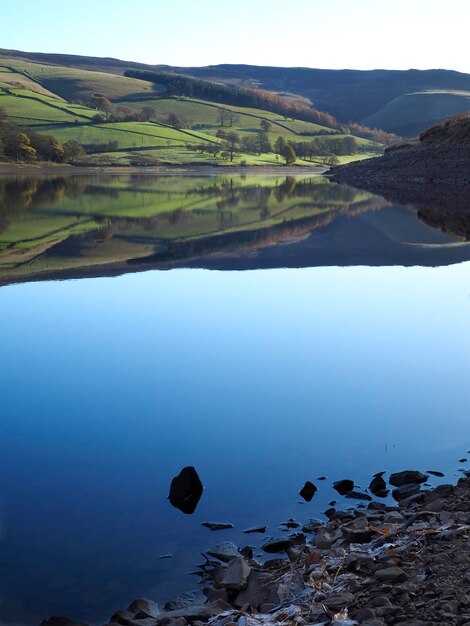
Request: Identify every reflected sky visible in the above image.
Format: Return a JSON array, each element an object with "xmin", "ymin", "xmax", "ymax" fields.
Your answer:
[{"xmin": 0, "ymin": 263, "xmax": 469, "ymax": 624}]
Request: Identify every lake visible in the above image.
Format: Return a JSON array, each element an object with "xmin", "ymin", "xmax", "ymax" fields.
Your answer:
[{"xmin": 0, "ymin": 174, "xmax": 469, "ymax": 625}]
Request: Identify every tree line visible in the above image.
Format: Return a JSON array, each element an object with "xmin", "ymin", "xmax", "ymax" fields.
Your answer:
[{"xmin": 0, "ymin": 108, "xmax": 86, "ymax": 164}]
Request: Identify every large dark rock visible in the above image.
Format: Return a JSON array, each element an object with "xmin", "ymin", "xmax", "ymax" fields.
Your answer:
[
  {"xmin": 333, "ymin": 479, "xmax": 354, "ymax": 495},
  {"xmin": 392, "ymin": 483, "xmax": 422, "ymax": 502},
  {"xmin": 369, "ymin": 475, "xmax": 390, "ymax": 498},
  {"xmin": 262, "ymin": 537, "xmax": 293, "ymax": 553},
  {"xmin": 128, "ymin": 599, "xmax": 160, "ymax": 619},
  {"xmin": 389, "ymin": 471, "xmax": 428, "ymax": 487},
  {"xmin": 299, "ymin": 481, "xmax": 317, "ymax": 502},
  {"xmin": 206, "ymin": 542, "xmax": 240, "ymax": 562},
  {"xmin": 221, "ymin": 557, "xmax": 251, "ymax": 590},
  {"xmin": 168, "ymin": 466, "xmax": 203, "ymax": 514}
]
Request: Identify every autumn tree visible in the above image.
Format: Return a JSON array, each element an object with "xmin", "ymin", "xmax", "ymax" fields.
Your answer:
[
  {"xmin": 91, "ymin": 96, "xmax": 112, "ymax": 120},
  {"xmin": 63, "ymin": 141, "xmax": 86, "ymax": 164}
]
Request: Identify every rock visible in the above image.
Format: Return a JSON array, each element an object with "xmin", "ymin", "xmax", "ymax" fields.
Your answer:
[
  {"xmin": 158, "ymin": 600, "xmax": 230, "ymax": 623},
  {"xmin": 342, "ymin": 526, "xmax": 375, "ymax": 544},
  {"xmin": 426, "ymin": 498, "xmax": 446, "ymax": 512},
  {"xmin": 168, "ymin": 467, "xmax": 203, "ymax": 515},
  {"xmin": 159, "ymin": 554, "xmax": 173, "ymax": 559},
  {"xmin": 383, "ymin": 511, "xmax": 404, "ymax": 523},
  {"xmin": 375, "ymin": 566, "xmax": 407, "ymax": 583},
  {"xmin": 221, "ymin": 557, "xmax": 251, "ymax": 590},
  {"xmin": 234, "ymin": 570, "xmax": 280, "ymax": 610},
  {"xmin": 201, "ymin": 522, "xmax": 234, "ymax": 531},
  {"xmin": 262, "ymin": 537, "xmax": 293, "ymax": 553},
  {"xmin": 369, "ymin": 475, "xmax": 390, "ymax": 498},
  {"xmin": 333, "ymin": 479, "xmax": 355, "ymax": 495},
  {"xmin": 243, "ymin": 526, "xmax": 266, "ymax": 534},
  {"xmin": 459, "ymin": 458, "xmax": 468, "ymax": 463},
  {"xmin": 345, "ymin": 490, "xmax": 372, "ymax": 501},
  {"xmin": 299, "ymin": 481, "xmax": 317, "ymax": 502},
  {"xmin": 324, "ymin": 591, "xmax": 354, "ymax": 610},
  {"xmin": 162, "ymin": 619, "xmax": 187, "ymax": 626},
  {"xmin": 163, "ymin": 591, "xmax": 203, "ymax": 611},
  {"xmin": 128, "ymin": 599, "xmax": 160, "ymax": 619},
  {"xmin": 206, "ymin": 542, "xmax": 240, "ymax": 562},
  {"xmin": 389, "ymin": 471, "xmax": 428, "ymax": 487},
  {"xmin": 110, "ymin": 609, "xmax": 134, "ymax": 625},
  {"xmin": 427, "ymin": 470, "xmax": 445, "ymax": 477},
  {"xmin": 239, "ymin": 545, "xmax": 253, "ymax": 559},
  {"xmin": 317, "ymin": 476, "xmax": 327, "ymax": 480},
  {"xmin": 313, "ymin": 527, "xmax": 333, "ymax": 549},
  {"xmin": 392, "ymin": 483, "xmax": 421, "ymax": 502},
  {"xmin": 280, "ymin": 518, "xmax": 300, "ymax": 529},
  {"xmin": 202, "ymin": 588, "xmax": 228, "ymax": 603}
]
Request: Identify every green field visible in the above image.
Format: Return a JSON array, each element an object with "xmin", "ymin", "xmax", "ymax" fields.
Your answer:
[
  {"xmin": 0, "ymin": 56, "xmax": 383, "ymax": 167},
  {"xmin": 0, "ymin": 174, "xmax": 381, "ymax": 281}
]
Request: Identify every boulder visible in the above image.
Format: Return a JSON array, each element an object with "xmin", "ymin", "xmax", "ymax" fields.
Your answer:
[
  {"xmin": 333, "ymin": 479, "xmax": 355, "ymax": 495},
  {"xmin": 389, "ymin": 471, "xmax": 428, "ymax": 487},
  {"xmin": 221, "ymin": 557, "xmax": 251, "ymax": 590},
  {"xmin": 262, "ymin": 537, "xmax": 293, "ymax": 553},
  {"xmin": 168, "ymin": 467, "xmax": 203, "ymax": 514},
  {"xmin": 391, "ymin": 483, "xmax": 421, "ymax": 502},
  {"xmin": 201, "ymin": 522, "xmax": 234, "ymax": 531},
  {"xmin": 206, "ymin": 542, "xmax": 240, "ymax": 562},
  {"xmin": 369, "ymin": 475, "xmax": 390, "ymax": 498},
  {"xmin": 375, "ymin": 566, "xmax": 407, "ymax": 583},
  {"xmin": 299, "ymin": 481, "xmax": 317, "ymax": 502},
  {"xmin": 128, "ymin": 599, "xmax": 160, "ymax": 619}
]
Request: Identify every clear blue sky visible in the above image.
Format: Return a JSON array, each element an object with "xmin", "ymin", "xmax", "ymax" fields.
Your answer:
[{"xmin": 3, "ymin": 0, "xmax": 469, "ymax": 72}]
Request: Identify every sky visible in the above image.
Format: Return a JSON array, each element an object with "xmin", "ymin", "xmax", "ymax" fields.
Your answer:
[{"xmin": 2, "ymin": 0, "xmax": 470, "ymax": 72}]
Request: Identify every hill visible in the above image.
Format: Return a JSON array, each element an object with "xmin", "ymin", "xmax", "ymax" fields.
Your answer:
[
  {"xmin": 0, "ymin": 55, "xmax": 380, "ymax": 167},
  {"xmin": 2, "ymin": 49, "xmax": 470, "ymax": 136},
  {"xmin": 330, "ymin": 114, "xmax": 470, "ymax": 187}
]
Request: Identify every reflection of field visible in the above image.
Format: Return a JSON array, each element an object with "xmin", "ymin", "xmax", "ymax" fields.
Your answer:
[{"xmin": 0, "ymin": 174, "xmax": 377, "ymax": 282}]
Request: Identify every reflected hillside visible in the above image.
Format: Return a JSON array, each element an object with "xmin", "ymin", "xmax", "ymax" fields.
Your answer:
[{"xmin": 0, "ymin": 174, "xmax": 469, "ymax": 285}]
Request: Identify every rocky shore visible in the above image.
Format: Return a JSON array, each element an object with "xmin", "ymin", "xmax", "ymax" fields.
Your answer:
[
  {"xmin": 329, "ymin": 114, "xmax": 470, "ymax": 188},
  {"xmin": 43, "ymin": 469, "xmax": 470, "ymax": 626}
]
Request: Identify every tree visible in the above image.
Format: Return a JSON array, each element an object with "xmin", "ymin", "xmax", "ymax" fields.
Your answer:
[
  {"xmin": 216, "ymin": 128, "xmax": 228, "ymax": 139},
  {"xmin": 115, "ymin": 106, "xmax": 136, "ymax": 122},
  {"xmin": 91, "ymin": 96, "xmax": 112, "ymax": 120},
  {"xmin": 223, "ymin": 131, "xmax": 240, "ymax": 162},
  {"xmin": 218, "ymin": 109, "xmax": 239, "ymax": 127},
  {"xmin": 281, "ymin": 144, "xmax": 297, "ymax": 166},
  {"xmin": 5, "ymin": 132, "xmax": 37, "ymax": 162},
  {"xmin": 257, "ymin": 130, "xmax": 272, "ymax": 153},
  {"xmin": 260, "ymin": 119, "xmax": 272, "ymax": 132},
  {"xmin": 166, "ymin": 113, "xmax": 183, "ymax": 129},
  {"xmin": 274, "ymin": 136, "xmax": 287, "ymax": 155},
  {"xmin": 139, "ymin": 106, "xmax": 157, "ymax": 122},
  {"xmin": 29, "ymin": 133, "xmax": 65, "ymax": 162},
  {"xmin": 63, "ymin": 141, "xmax": 86, "ymax": 164}
]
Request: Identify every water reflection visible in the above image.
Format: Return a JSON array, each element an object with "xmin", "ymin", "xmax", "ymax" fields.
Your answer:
[{"xmin": 1, "ymin": 173, "xmax": 469, "ymax": 286}]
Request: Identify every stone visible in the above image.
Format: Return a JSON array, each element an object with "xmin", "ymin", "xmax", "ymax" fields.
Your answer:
[
  {"xmin": 375, "ymin": 566, "xmax": 407, "ymax": 583},
  {"xmin": 243, "ymin": 526, "xmax": 266, "ymax": 534},
  {"xmin": 110, "ymin": 609, "xmax": 134, "ymax": 625},
  {"xmin": 168, "ymin": 467, "xmax": 203, "ymax": 514},
  {"xmin": 234, "ymin": 570, "xmax": 280, "ymax": 610},
  {"xmin": 392, "ymin": 483, "xmax": 421, "ymax": 502},
  {"xmin": 314, "ymin": 527, "xmax": 333, "ymax": 549},
  {"xmin": 333, "ymin": 479, "xmax": 355, "ymax": 495},
  {"xmin": 389, "ymin": 471, "xmax": 428, "ymax": 487},
  {"xmin": 299, "ymin": 481, "xmax": 317, "ymax": 502},
  {"xmin": 345, "ymin": 490, "xmax": 372, "ymax": 501},
  {"xmin": 262, "ymin": 537, "xmax": 293, "ymax": 553},
  {"xmin": 427, "ymin": 470, "xmax": 445, "ymax": 477},
  {"xmin": 128, "ymin": 599, "xmax": 160, "ymax": 619},
  {"xmin": 221, "ymin": 557, "xmax": 251, "ymax": 590},
  {"xmin": 206, "ymin": 542, "xmax": 240, "ymax": 562},
  {"xmin": 201, "ymin": 522, "xmax": 234, "ymax": 531},
  {"xmin": 369, "ymin": 475, "xmax": 390, "ymax": 498},
  {"xmin": 202, "ymin": 588, "xmax": 228, "ymax": 603},
  {"xmin": 324, "ymin": 591, "xmax": 354, "ymax": 610}
]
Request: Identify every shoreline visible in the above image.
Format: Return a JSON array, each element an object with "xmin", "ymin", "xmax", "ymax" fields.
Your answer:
[
  {"xmin": 0, "ymin": 164, "xmax": 328, "ymax": 176},
  {"xmin": 45, "ymin": 467, "xmax": 470, "ymax": 626}
]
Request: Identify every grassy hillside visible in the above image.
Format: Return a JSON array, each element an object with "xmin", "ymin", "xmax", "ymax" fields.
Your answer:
[
  {"xmin": 2, "ymin": 49, "xmax": 470, "ymax": 137},
  {"xmin": 362, "ymin": 90, "xmax": 470, "ymax": 136},
  {"xmin": 0, "ymin": 55, "xmax": 382, "ymax": 167}
]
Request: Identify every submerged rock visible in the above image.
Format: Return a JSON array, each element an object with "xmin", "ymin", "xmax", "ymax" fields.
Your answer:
[
  {"xmin": 427, "ymin": 470, "xmax": 445, "ymax": 477},
  {"xmin": 201, "ymin": 522, "xmax": 234, "ymax": 531},
  {"xmin": 168, "ymin": 466, "xmax": 203, "ymax": 515},
  {"xmin": 299, "ymin": 481, "xmax": 317, "ymax": 502},
  {"xmin": 243, "ymin": 526, "xmax": 267, "ymax": 534},
  {"xmin": 333, "ymin": 479, "xmax": 355, "ymax": 495},
  {"xmin": 345, "ymin": 490, "xmax": 372, "ymax": 501}
]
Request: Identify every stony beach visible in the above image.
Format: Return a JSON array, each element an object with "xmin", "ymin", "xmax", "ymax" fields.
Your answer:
[{"xmin": 42, "ymin": 468, "xmax": 470, "ymax": 626}]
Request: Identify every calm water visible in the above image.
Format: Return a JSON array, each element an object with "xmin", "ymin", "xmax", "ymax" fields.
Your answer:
[{"xmin": 0, "ymin": 175, "xmax": 469, "ymax": 625}]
